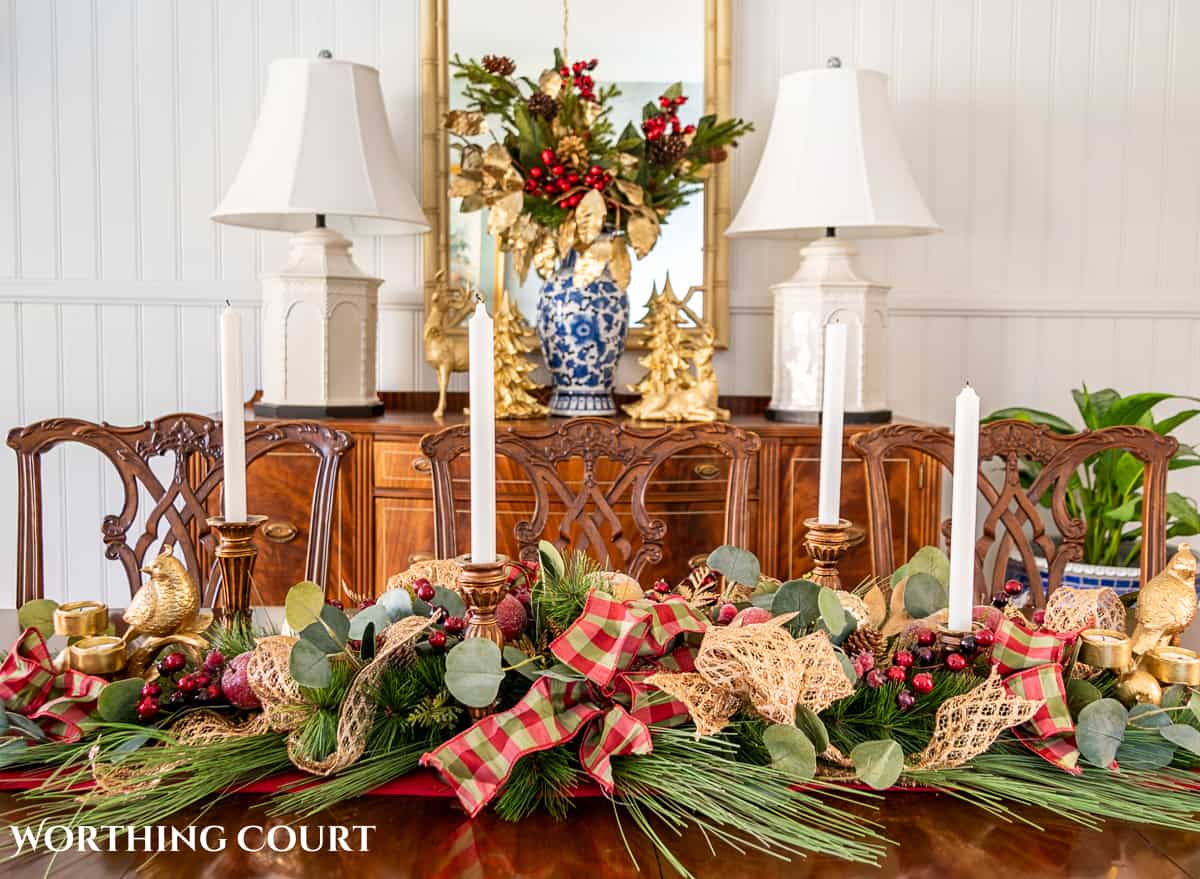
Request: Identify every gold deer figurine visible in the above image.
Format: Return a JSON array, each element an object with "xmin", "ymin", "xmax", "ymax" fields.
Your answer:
[{"xmin": 424, "ymin": 273, "xmax": 478, "ymax": 418}]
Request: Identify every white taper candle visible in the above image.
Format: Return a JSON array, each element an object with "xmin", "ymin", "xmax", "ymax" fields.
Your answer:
[
  {"xmin": 468, "ymin": 300, "xmax": 497, "ymax": 563},
  {"xmin": 817, "ymin": 323, "xmax": 848, "ymax": 524},
  {"xmin": 947, "ymin": 384, "xmax": 980, "ymax": 632},
  {"xmin": 220, "ymin": 305, "xmax": 248, "ymax": 523}
]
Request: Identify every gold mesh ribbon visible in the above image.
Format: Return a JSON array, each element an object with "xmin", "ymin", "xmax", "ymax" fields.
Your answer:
[
  {"xmin": 648, "ymin": 617, "xmax": 853, "ymax": 734},
  {"xmin": 1044, "ymin": 586, "xmax": 1126, "ymax": 633},
  {"xmin": 909, "ymin": 669, "xmax": 1042, "ymax": 770},
  {"xmin": 384, "ymin": 558, "xmax": 465, "ymax": 597}
]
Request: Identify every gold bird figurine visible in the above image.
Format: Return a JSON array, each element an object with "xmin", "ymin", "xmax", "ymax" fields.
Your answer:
[
  {"xmin": 123, "ymin": 549, "xmax": 202, "ymax": 639},
  {"xmin": 1130, "ymin": 543, "xmax": 1197, "ymax": 655}
]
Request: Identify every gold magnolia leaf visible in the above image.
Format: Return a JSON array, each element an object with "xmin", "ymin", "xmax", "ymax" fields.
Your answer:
[
  {"xmin": 616, "ymin": 152, "xmax": 639, "ymax": 179},
  {"xmin": 459, "ymin": 193, "xmax": 486, "ymax": 213},
  {"xmin": 483, "ymin": 143, "xmax": 513, "ymax": 172},
  {"xmin": 582, "ymin": 100, "xmax": 601, "ymax": 126},
  {"xmin": 444, "ymin": 110, "xmax": 487, "ymax": 136},
  {"xmin": 627, "ymin": 213, "xmax": 659, "ymax": 259},
  {"xmin": 574, "ymin": 238, "xmax": 612, "ymax": 288},
  {"xmin": 511, "ymin": 213, "xmax": 540, "ymax": 246},
  {"xmin": 511, "ymin": 240, "xmax": 532, "ymax": 284},
  {"xmin": 557, "ymin": 216, "xmax": 577, "ymax": 260},
  {"xmin": 460, "ymin": 144, "xmax": 484, "ymax": 172},
  {"xmin": 532, "ymin": 231, "xmax": 558, "ymax": 280},
  {"xmin": 487, "ymin": 191, "xmax": 524, "ymax": 237},
  {"xmin": 613, "ymin": 179, "xmax": 644, "ymax": 206},
  {"xmin": 574, "ymin": 189, "xmax": 606, "ymax": 248},
  {"xmin": 609, "ymin": 236, "xmax": 631, "ymax": 289},
  {"xmin": 448, "ymin": 175, "xmax": 481, "ymax": 198},
  {"xmin": 538, "ymin": 69, "xmax": 563, "ymax": 99}
]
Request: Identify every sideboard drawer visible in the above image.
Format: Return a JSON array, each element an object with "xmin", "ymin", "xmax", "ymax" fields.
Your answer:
[{"xmin": 375, "ymin": 441, "xmax": 433, "ymax": 491}]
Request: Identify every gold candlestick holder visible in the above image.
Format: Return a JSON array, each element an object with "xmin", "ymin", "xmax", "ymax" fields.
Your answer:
[
  {"xmin": 456, "ymin": 554, "xmax": 510, "ymax": 719},
  {"xmin": 208, "ymin": 515, "xmax": 267, "ymax": 622},
  {"xmin": 802, "ymin": 517, "xmax": 854, "ymax": 591}
]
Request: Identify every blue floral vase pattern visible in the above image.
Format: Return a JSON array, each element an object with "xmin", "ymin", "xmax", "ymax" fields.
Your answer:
[{"xmin": 536, "ymin": 249, "xmax": 629, "ymax": 416}]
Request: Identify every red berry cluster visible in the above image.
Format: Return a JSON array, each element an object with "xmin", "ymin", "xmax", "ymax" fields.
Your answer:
[
  {"xmin": 141, "ymin": 648, "xmax": 228, "ymax": 721},
  {"xmin": 642, "ymin": 93, "xmax": 695, "ymax": 142},
  {"xmin": 861, "ymin": 648, "xmax": 935, "ymax": 710},
  {"xmin": 558, "ymin": 58, "xmax": 599, "ymax": 101},
  {"xmin": 525, "ymin": 148, "xmax": 611, "ymax": 209}
]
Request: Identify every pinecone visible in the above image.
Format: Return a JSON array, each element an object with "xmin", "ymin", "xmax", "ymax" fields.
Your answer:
[
  {"xmin": 482, "ymin": 54, "xmax": 516, "ymax": 76},
  {"xmin": 843, "ymin": 625, "xmax": 886, "ymax": 663},
  {"xmin": 526, "ymin": 92, "xmax": 559, "ymax": 120},
  {"xmin": 556, "ymin": 134, "xmax": 589, "ymax": 168},
  {"xmin": 650, "ymin": 132, "xmax": 688, "ymax": 166}
]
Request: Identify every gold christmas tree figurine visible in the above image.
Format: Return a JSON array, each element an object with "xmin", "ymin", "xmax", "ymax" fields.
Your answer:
[
  {"xmin": 624, "ymin": 277, "xmax": 728, "ymax": 423},
  {"xmin": 493, "ymin": 294, "xmax": 548, "ymax": 419}
]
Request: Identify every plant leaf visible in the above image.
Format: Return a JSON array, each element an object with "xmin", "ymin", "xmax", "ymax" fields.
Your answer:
[
  {"xmin": 795, "ymin": 705, "xmax": 830, "ymax": 753},
  {"xmin": 851, "ymin": 739, "xmax": 904, "ymax": 790},
  {"xmin": 17, "ymin": 599, "xmax": 59, "ymax": 639},
  {"xmin": 378, "ymin": 588, "xmax": 414, "ymax": 620},
  {"xmin": 906, "ymin": 546, "xmax": 950, "ymax": 587},
  {"xmin": 5, "ymin": 712, "xmax": 47, "ymax": 742},
  {"xmin": 1128, "ymin": 703, "xmax": 1170, "ymax": 728},
  {"xmin": 1187, "ymin": 693, "xmax": 1200, "ymax": 723},
  {"xmin": 432, "ymin": 586, "xmax": 467, "ymax": 620},
  {"xmin": 763, "ymin": 724, "xmax": 816, "ymax": 780},
  {"xmin": 503, "ymin": 645, "xmax": 540, "ymax": 681},
  {"xmin": 903, "ymin": 572, "xmax": 948, "ymax": 619},
  {"xmin": 983, "ymin": 407, "xmax": 1076, "ymax": 433},
  {"xmin": 1115, "ymin": 735, "xmax": 1176, "ymax": 770},
  {"xmin": 706, "ymin": 545, "xmax": 760, "ymax": 587},
  {"xmin": 834, "ymin": 647, "xmax": 858, "ymax": 684},
  {"xmin": 1161, "ymin": 723, "xmax": 1200, "ymax": 755},
  {"xmin": 817, "ymin": 587, "xmax": 847, "ymax": 637},
  {"xmin": 289, "ymin": 639, "xmax": 333, "ymax": 688},
  {"xmin": 538, "ymin": 540, "xmax": 565, "ymax": 584},
  {"xmin": 97, "ymin": 678, "xmax": 146, "ymax": 724},
  {"xmin": 1076, "ymin": 698, "xmax": 1127, "ymax": 767},
  {"xmin": 285, "ymin": 581, "xmax": 326, "ymax": 632},
  {"xmin": 770, "ymin": 579, "xmax": 821, "ymax": 632},
  {"xmin": 348, "ymin": 605, "xmax": 392, "ymax": 640},
  {"xmin": 300, "ymin": 620, "xmax": 343, "ymax": 655},
  {"xmin": 360, "ymin": 622, "xmax": 376, "ymax": 661},
  {"xmin": 1066, "ymin": 679, "xmax": 1103, "ymax": 719},
  {"xmin": 319, "ymin": 603, "xmax": 350, "ymax": 647},
  {"xmin": 445, "ymin": 638, "xmax": 505, "ymax": 707}
]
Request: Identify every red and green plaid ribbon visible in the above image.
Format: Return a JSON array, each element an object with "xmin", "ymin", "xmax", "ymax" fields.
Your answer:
[
  {"xmin": 0, "ymin": 628, "xmax": 107, "ymax": 742},
  {"xmin": 421, "ymin": 592, "xmax": 707, "ymax": 817},
  {"xmin": 991, "ymin": 616, "xmax": 1083, "ymax": 774}
]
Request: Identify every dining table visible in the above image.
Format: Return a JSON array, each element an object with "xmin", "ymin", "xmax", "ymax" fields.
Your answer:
[{"xmin": 2, "ymin": 610, "xmax": 1198, "ymax": 878}]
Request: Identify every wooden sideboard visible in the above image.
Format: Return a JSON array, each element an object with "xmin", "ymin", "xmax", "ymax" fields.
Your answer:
[{"xmin": 239, "ymin": 394, "xmax": 943, "ymax": 605}]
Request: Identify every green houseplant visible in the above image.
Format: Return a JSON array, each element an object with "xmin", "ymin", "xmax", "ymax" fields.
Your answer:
[{"xmin": 984, "ymin": 386, "xmax": 1200, "ymax": 568}]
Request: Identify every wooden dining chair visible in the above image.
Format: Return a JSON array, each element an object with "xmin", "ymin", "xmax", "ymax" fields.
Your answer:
[
  {"xmin": 8, "ymin": 414, "xmax": 353, "ymax": 606},
  {"xmin": 420, "ymin": 417, "xmax": 762, "ymax": 579},
  {"xmin": 849, "ymin": 420, "xmax": 1177, "ymax": 607}
]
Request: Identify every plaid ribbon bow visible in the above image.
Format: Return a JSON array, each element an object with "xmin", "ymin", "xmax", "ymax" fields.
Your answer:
[
  {"xmin": 0, "ymin": 627, "xmax": 107, "ymax": 742},
  {"xmin": 421, "ymin": 592, "xmax": 707, "ymax": 817},
  {"xmin": 990, "ymin": 616, "xmax": 1084, "ymax": 774}
]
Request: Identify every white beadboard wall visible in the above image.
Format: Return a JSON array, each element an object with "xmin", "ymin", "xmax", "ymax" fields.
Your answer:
[{"xmin": 2, "ymin": 0, "xmax": 1199, "ymax": 605}]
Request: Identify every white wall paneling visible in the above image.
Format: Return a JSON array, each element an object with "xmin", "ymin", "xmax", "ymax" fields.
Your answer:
[{"xmin": 2, "ymin": 0, "xmax": 1200, "ymax": 603}]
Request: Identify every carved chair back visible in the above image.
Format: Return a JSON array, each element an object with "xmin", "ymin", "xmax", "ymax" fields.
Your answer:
[
  {"xmin": 8, "ymin": 414, "xmax": 353, "ymax": 605},
  {"xmin": 421, "ymin": 418, "xmax": 761, "ymax": 579},
  {"xmin": 849, "ymin": 420, "xmax": 1177, "ymax": 606}
]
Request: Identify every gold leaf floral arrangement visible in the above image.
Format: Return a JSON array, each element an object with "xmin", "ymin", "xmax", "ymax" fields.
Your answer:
[{"xmin": 445, "ymin": 50, "xmax": 753, "ymax": 289}]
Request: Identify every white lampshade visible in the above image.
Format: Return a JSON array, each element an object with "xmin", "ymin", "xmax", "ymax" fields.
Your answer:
[
  {"xmin": 211, "ymin": 56, "xmax": 429, "ymax": 236},
  {"xmin": 727, "ymin": 65, "xmax": 938, "ymax": 239}
]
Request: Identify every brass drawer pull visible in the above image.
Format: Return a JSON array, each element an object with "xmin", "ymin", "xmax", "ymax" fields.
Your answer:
[
  {"xmin": 693, "ymin": 463, "xmax": 721, "ymax": 480},
  {"xmin": 411, "ymin": 456, "xmax": 432, "ymax": 474},
  {"xmin": 263, "ymin": 521, "xmax": 299, "ymax": 544}
]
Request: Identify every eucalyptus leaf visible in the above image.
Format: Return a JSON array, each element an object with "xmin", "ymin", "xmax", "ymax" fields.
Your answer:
[
  {"xmin": 890, "ymin": 563, "xmax": 911, "ymax": 589},
  {"xmin": 5, "ymin": 712, "xmax": 47, "ymax": 742},
  {"xmin": 1076, "ymin": 698, "xmax": 1128, "ymax": 767},
  {"xmin": 1188, "ymin": 693, "xmax": 1200, "ymax": 724},
  {"xmin": 771, "ymin": 579, "xmax": 822, "ymax": 632},
  {"xmin": 817, "ymin": 587, "xmax": 847, "ymax": 637},
  {"xmin": 300, "ymin": 620, "xmax": 343, "ymax": 655},
  {"xmin": 285, "ymin": 581, "xmax": 326, "ymax": 632},
  {"xmin": 360, "ymin": 622, "xmax": 376, "ymax": 661},
  {"xmin": 17, "ymin": 599, "xmax": 59, "ymax": 639},
  {"xmin": 538, "ymin": 540, "xmax": 565, "ymax": 584},
  {"xmin": 538, "ymin": 663, "xmax": 586, "ymax": 683},
  {"xmin": 763, "ymin": 724, "xmax": 816, "ymax": 780},
  {"xmin": 377, "ymin": 588, "xmax": 414, "ymax": 620},
  {"xmin": 1128, "ymin": 703, "xmax": 1171, "ymax": 728},
  {"xmin": 319, "ymin": 603, "xmax": 350, "ymax": 647},
  {"xmin": 445, "ymin": 638, "xmax": 505, "ymax": 708},
  {"xmin": 795, "ymin": 705, "xmax": 830, "ymax": 753},
  {"xmin": 97, "ymin": 678, "xmax": 146, "ymax": 724},
  {"xmin": 0, "ymin": 711, "xmax": 8, "ymax": 735},
  {"xmin": 289, "ymin": 639, "xmax": 333, "ymax": 688},
  {"xmin": 707, "ymin": 545, "xmax": 760, "ymax": 587},
  {"xmin": 1115, "ymin": 736, "xmax": 1176, "ymax": 770},
  {"xmin": 903, "ymin": 572, "xmax": 949, "ymax": 619},
  {"xmin": 1066, "ymin": 679, "xmax": 1103, "ymax": 719},
  {"xmin": 348, "ymin": 605, "xmax": 391, "ymax": 641},
  {"xmin": 110, "ymin": 733, "xmax": 152, "ymax": 762},
  {"xmin": 503, "ymin": 646, "xmax": 540, "ymax": 681},
  {"xmin": 1161, "ymin": 723, "xmax": 1200, "ymax": 755},
  {"xmin": 1161, "ymin": 684, "xmax": 1189, "ymax": 709},
  {"xmin": 851, "ymin": 739, "xmax": 904, "ymax": 790},
  {"xmin": 433, "ymin": 586, "xmax": 467, "ymax": 619},
  {"xmin": 906, "ymin": 546, "xmax": 951, "ymax": 587},
  {"xmin": 750, "ymin": 592, "xmax": 775, "ymax": 610},
  {"xmin": 834, "ymin": 647, "xmax": 858, "ymax": 685}
]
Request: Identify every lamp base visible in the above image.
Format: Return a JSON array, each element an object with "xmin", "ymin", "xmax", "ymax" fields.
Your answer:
[{"xmin": 765, "ymin": 407, "xmax": 892, "ymax": 424}]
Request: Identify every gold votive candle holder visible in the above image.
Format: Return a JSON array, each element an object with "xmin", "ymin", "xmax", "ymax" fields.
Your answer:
[
  {"xmin": 1144, "ymin": 646, "xmax": 1200, "ymax": 686},
  {"xmin": 1078, "ymin": 628, "xmax": 1133, "ymax": 670},
  {"xmin": 67, "ymin": 635, "xmax": 127, "ymax": 675},
  {"xmin": 53, "ymin": 601, "xmax": 110, "ymax": 638}
]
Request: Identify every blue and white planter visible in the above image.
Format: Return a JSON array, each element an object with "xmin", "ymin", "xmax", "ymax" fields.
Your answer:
[
  {"xmin": 1005, "ymin": 553, "xmax": 1200, "ymax": 598},
  {"xmin": 536, "ymin": 247, "xmax": 629, "ymax": 417}
]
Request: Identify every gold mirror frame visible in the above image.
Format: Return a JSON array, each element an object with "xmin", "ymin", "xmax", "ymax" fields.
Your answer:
[{"xmin": 419, "ymin": 0, "xmax": 732, "ymax": 349}]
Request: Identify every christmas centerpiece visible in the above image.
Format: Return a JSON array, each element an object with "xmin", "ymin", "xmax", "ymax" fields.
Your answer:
[
  {"xmin": 445, "ymin": 50, "xmax": 751, "ymax": 415},
  {"xmin": 4, "ymin": 542, "xmax": 1200, "ymax": 877}
]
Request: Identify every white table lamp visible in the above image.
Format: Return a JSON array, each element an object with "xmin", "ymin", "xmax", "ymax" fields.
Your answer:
[
  {"xmin": 727, "ymin": 58, "xmax": 939, "ymax": 422},
  {"xmin": 212, "ymin": 52, "xmax": 429, "ymax": 417}
]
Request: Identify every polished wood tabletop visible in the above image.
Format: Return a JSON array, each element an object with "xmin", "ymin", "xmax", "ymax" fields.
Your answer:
[{"xmin": 2, "ymin": 788, "xmax": 1198, "ymax": 878}]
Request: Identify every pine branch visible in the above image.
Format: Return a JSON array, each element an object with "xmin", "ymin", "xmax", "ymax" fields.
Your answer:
[{"xmin": 494, "ymin": 744, "xmax": 580, "ymax": 822}]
